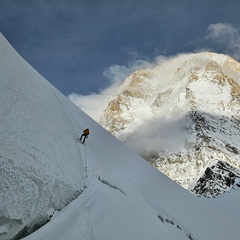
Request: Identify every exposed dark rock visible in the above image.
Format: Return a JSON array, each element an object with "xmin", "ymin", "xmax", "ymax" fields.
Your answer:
[{"xmin": 190, "ymin": 161, "xmax": 240, "ymax": 197}]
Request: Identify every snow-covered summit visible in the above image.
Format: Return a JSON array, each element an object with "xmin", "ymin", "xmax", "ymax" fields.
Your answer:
[
  {"xmin": 100, "ymin": 52, "xmax": 240, "ymax": 193},
  {"xmin": 1, "ymin": 34, "xmax": 240, "ymax": 240}
]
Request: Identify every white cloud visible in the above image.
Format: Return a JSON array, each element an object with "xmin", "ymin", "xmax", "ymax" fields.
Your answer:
[
  {"xmin": 69, "ymin": 57, "xmax": 162, "ymax": 122},
  {"xmin": 69, "ymin": 92, "xmax": 110, "ymax": 122},
  {"xmin": 206, "ymin": 23, "xmax": 240, "ymax": 60},
  {"xmin": 69, "ymin": 81, "xmax": 120, "ymax": 122},
  {"xmin": 117, "ymin": 115, "xmax": 188, "ymax": 158},
  {"xmin": 69, "ymin": 53, "xmax": 191, "ymax": 124}
]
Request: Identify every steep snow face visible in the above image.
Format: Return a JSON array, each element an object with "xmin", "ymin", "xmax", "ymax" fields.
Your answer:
[
  {"xmin": 100, "ymin": 52, "xmax": 240, "ymax": 190},
  {"xmin": 0, "ymin": 34, "xmax": 86, "ymax": 239}
]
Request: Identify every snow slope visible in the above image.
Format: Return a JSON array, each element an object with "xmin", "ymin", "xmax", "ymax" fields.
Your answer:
[
  {"xmin": 0, "ymin": 34, "xmax": 87, "ymax": 239},
  {"xmin": 0, "ymin": 33, "xmax": 240, "ymax": 240}
]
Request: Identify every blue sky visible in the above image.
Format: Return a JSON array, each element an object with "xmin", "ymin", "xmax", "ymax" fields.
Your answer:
[{"xmin": 1, "ymin": 0, "xmax": 240, "ymax": 96}]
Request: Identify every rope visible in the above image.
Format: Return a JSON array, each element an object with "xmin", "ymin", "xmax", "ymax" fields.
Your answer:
[
  {"xmin": 50, "ymin": 88, "xmax": 88, "ymax": 178},
  {"xmin": 51, "ymin": 88, "xmax": 83, "ymax": 131},
  {"xmin": 84, "ymin": 143, "xmax": 88, "ymax": 178}
]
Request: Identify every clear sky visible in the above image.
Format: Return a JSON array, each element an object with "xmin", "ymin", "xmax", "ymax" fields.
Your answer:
[{"xmin": 1, "ymin": 0, "xmax": 240, "ymax": 96}]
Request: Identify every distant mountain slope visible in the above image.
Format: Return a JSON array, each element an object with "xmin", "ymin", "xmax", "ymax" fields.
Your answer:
[{"xmin": 100, "ymin": 52, "xmax": 240, "ymax": 195}]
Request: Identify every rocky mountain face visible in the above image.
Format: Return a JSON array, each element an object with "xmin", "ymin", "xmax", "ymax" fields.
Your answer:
[
  {"xmin": 100, "ymin": 52, "xmax": 240, "ymax": 197},
  {"xmin": 189, "ymin": 160, "xmax": 240, "ymax": 197}
]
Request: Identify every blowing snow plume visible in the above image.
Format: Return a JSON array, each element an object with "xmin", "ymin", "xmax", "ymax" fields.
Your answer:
[
  {"xmin": 99, "ymin": 53, "xmax": 194, "ymax": 152},
  {"xmin": 117, "ymin": 115, "xmax": 188, "ymax": 160},
  {"xmin": 69, "ymin": 54, "xmax": 189, "ymax": 122}
]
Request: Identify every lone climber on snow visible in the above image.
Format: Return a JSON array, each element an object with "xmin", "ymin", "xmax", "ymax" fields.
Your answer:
[{"xmin": 79, "ymin": 128, "xmax": 89, "ymax": 144}]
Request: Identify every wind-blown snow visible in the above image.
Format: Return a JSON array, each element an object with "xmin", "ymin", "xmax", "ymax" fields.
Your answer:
[{"xmin": 0, "ymin": 33, "xmax": 240, "ymax": 240}]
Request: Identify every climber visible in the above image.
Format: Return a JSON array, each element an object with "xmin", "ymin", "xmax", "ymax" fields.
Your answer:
[{"xmin": 79, "ymin": 128, "xmax": 90, "ymax": 144}]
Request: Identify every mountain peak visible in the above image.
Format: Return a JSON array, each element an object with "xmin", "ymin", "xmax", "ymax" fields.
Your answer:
[{"xmin": 100, "ymin": 52, "xmax": 240, "ymax": 192}]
